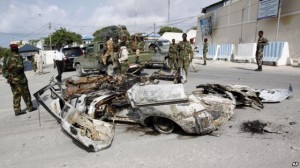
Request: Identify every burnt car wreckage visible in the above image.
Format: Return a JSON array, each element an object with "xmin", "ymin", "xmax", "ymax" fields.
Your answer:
[{"xmin": 34, "ymin": 75, "xmax": 293, "ymax": 152}]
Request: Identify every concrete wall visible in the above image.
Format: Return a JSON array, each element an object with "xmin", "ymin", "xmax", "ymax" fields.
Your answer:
[{"xmin": 196, "ymin": 0, "xmax": 300, "ymax": 60}]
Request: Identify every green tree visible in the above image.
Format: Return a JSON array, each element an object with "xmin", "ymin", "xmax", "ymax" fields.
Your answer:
[
  {"xmin": 158, "ymin": 26, "xmax": 183, "ymax": 36},
  {"xmin": 0, "ymin": 47, "xmax": 11, "ymax": 59},
  {"xmin": 44, "ymin": 27, "xmax": 82, "ymax": 48},
  {"xmin": 93, "ymin": 25, "xmax": 130, "ymax": 41}
]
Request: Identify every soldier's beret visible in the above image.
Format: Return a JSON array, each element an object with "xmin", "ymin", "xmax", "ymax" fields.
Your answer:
[{"xmin": 10, "ymin": 44, "xmax": 18, "ymax": 49}]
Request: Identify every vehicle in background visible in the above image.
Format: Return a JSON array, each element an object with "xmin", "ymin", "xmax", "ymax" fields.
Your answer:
[
  {"xmin": 143, "ymin": 39, "xmax": 170, "ymax": 68},
  {"xmin": 61, "ymin": 46, "xmax": 84, "ymax": 71},
  {"xmin": 73, "ymin": 41, "xmax": 144, "ymax": 77}
]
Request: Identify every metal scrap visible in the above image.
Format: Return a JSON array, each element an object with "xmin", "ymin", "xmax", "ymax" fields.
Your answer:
[
  {"xmin": 257, "ymin": 85, "xmax": 293, "ymax": 103},
  {"xmin": 64, "ymin": 74, "xmax": 152, "ymax": 99},
  {"xmin": 196, "ymin": 84, "xmax": 263, "ymax": 109}
]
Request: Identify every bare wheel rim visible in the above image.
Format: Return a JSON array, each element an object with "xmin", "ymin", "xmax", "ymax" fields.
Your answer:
[{"xmin": 153, "ymin": 117, "xmax": 174, "ymax": 134}]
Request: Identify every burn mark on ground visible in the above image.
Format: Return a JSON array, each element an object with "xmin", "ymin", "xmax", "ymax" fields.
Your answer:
[{"xmin": 241, "ymin": 120, "xmax": 267, "ymax": 134}]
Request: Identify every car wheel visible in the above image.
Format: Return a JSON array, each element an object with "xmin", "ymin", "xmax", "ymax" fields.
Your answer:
[
  {"xmin": 106, "ymin": 64, "xmax": 114, "ymax": 76},
  {"xmin": 152, "ymin": 117, "xmax": 174, "ymax": 134},
  {"xmin": 76, "ymin": 64, "xmax": 83, "ymax": 77}
]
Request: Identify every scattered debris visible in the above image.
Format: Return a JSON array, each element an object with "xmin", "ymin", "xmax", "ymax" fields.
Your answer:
[
  {"xmin": 196, "ymin": 84, "xmax": 263, "ymax": 109},
  {"xmin": 257, "ymin": 85, "xmax": 293, "ymax": 103}
]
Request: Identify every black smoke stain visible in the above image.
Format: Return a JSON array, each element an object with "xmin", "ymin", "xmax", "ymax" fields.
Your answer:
[{"xmin": 241, "ymin": 120, "xmax": 267, "ymax": 134}]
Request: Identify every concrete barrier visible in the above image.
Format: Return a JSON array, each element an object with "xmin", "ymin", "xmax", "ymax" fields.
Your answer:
[
  {"xmin": 42, "ymin": 50, "xmax": 56, "ymax": 65},
  {"xmin": 206, "ymin": 45, "xmax": 219, "ymax": 60},
  {"xmin": 196, "ymin": 45, "xmax": 204, "ymax": 59},
  {"xmin": 262, "ymin": 42, "xmax": 290, "ymax": 66},
  {"xmin": 217, "ymin": 44, "xmax": 235, "ymax": 61},
  {"xmin": 234, "ymin": 43, "xmax": 256, "ymax": 63}
]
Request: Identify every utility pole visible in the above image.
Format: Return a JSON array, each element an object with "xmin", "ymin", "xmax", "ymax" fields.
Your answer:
[
  {"xmin": 275, "ymin": 0, "xmax": 282, "ymax": 41},
  {"xmin": 49, "ymin": 22, "xmax": 52, "ymax": 50},
  {"xmin": 168, "ymin": 0, "xmax": 170, "ymax": 26},
  {"xmin": 154, "ymin": 22, "xmax": 156, "ymax": 37}
]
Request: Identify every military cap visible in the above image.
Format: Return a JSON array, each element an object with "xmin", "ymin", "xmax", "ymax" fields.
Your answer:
[{"xmin": 10, "ymin": 44, "xmax": 18, "ymax": 49}]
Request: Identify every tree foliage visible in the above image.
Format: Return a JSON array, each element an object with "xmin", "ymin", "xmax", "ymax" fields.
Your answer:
[
  {"xmin": 0, "ymin": 47, "xmax": 12, "ymax": 59},
  {"xmin": 44, "ymin": 27, "xmax": 82, "ymax": 49},
  {"xmin": 93, "ymin": 25, "xmax": 130, "ymax": 41},
  {"xmin": 158, "ymin": 26, "xmax": 183, "ymax": 36}
]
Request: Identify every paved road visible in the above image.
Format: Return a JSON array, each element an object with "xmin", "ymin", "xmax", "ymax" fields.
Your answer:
[{"xmin": 0, "ymin": 60, "xmax": 299, "ymax": 168}]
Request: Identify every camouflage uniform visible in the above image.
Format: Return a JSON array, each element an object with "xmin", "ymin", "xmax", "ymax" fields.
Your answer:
[
  {"xmin": 256, "ymin": 37, "xmax": 268, "ymax": 70},
  {"xmin": 112, "ymin": 39, "xmax": 120, "ymax": 73},
  {"xmin": 203, "ymin": 41, "xmax": 208, "ymax": 65},
  {"xmin": 135, "ymin": 39, "xmax": 144, "ymax": 63},
  {"xmin": 177, "ymin": 41, "xmax": 193, "ymax": 82},
  {"xmin": 168, "ymin": 43, "xmax": 178, "ymax": 70},
  {"xmin": 102, "ymin": 39, "xmax": 114, "ymax": 65},
  {"xmin": 4, "ymin": 53, "xmax": 34, "ymax": 115}
]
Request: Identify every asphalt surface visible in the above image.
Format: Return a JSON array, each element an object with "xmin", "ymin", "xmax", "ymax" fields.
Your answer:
[{"xmin": 0, "ymin": 59, "xmax": 299, "ymax": 168}]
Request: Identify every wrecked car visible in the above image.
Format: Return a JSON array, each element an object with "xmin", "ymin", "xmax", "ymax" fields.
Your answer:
[
  {"xmin": 34, "ymin": 75, "xmax": 236, "ymax": 151},
  {"xmin": 34, "ymin": 75, "xmax": 292, "ymax": 152}
]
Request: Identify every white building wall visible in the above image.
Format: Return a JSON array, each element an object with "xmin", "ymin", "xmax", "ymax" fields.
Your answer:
[{"xmin": 197, "ymin": 0, "xmax": 300, "ymax": 60}]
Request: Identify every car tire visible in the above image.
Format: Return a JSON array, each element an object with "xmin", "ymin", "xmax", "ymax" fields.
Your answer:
[
  {"xmin": 76, "ymin": 64, "xmax": 83, "ymax": 77},
  {"xmin": 152, "ymin": 117, "xmax": 174, "ymax": 134}
]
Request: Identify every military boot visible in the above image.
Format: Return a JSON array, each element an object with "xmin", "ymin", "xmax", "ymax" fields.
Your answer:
[
  {"xmin": 27, "ymin": 107, "xmax": 37, "ymax": 112},
  {"xmin": 255, "ymin": 66, "xmax": 260, "ymax": 71},
  {"xmin": 15, "ymin": 111, "xmax": 26, "ymax": 116}
]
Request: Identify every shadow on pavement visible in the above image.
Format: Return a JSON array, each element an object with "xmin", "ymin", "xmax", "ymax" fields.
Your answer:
[{"xmin": 233, "ymin": 67, "xmax": 255, "ymax": 71}]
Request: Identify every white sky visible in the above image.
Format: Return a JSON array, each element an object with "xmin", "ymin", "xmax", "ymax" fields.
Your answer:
[{"xmin": 0, "ymin": 0, "xmax": 219, "ymax": 47}]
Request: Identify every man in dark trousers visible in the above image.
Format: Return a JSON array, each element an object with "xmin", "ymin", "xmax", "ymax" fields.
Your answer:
[
  {"xmin": 3, "ymin": 44, "xmax": 37, "ymax": 116},
  {"xmin": 53, "ymin": 47, "xmax": 64, "ymax": 82}
]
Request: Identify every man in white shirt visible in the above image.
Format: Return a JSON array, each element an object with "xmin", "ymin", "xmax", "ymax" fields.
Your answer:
[
  {"xmin": 34, "ymin": 51, "xmax": 43, "ymax": 75},
  {"xmin": 53, "ymin": 48, "xmax": 64, "ymax": 82},
  {"xmin": 118, "ymin": 46, "xmax": 129, "ymax": 75}
]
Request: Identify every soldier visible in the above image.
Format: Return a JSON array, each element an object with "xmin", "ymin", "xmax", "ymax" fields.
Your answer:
[
  {"xmin": 189, "ymin": 38, "xmax": 197, "ymax": 72},
  {"xmin": 112, "ymin": 36, "xmax": 120, "ymax": 72},
  {"xmin": 119, "ymin": 36, "xmax": 129, "ymax": 75},
  {"xmin": 255, "ymin": 31, "xmax": 268, "ymax": 71},
  {"xmin": 168, "ymin": 39, "xmax": 178, "ymax": 71},
  {"xmin": 177, "ymin": 33, "xmax": 193, "ymax": 83},
  {"xmin": 203, "ymin": 38, "xmax": 208, "ymax": 65},
  {"xmin": 135, "ymin": 36, "xmax": 145, "ymax": 63},
  {"xmin": 34, "ymin": 51, "xmax": 43, "ymax": 74},
  {"xmin": 102, "ymin": 36, "xmax": 114, "ymax": 65},
  {"xmin": 119, "ymin": 26, "xmax": 130, "ymax": 41},
  {"xmin": 3, "ymin": 44, "xmax": 37, "ymax": 116}
]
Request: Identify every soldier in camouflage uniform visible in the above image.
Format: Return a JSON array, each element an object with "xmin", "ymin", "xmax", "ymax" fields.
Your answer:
[
  {"xmin": 255, "ymin": 31, "xmax": 268, "ymax": 71},
  {"xmin": 168, "ymin": 39, "xmax": 178, "ymax": 71},
  {"xmin": 112, "ymin": 36, "xmax": 121, "ymax": 74},
  {"xmin": 3, "ymin": 44, "xmax": 36, "ymax": 116},
  {"xmin": 102, "ymin": 36, "xmax": 114, "ymax": 65},
  {"xmin": 135, "ymin": 36, "xmax": 145, "ymax": 63},
  {"xmin": 119, "ymin": 26, "xmax": 130, "ymax": 42},
  {"xmin": 203, "ymin": 38, "xmax": 208, "ymax": 65},
  {"xmin": 177, "ymin": 33, "xmax": 193, "ymax": 83}
]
